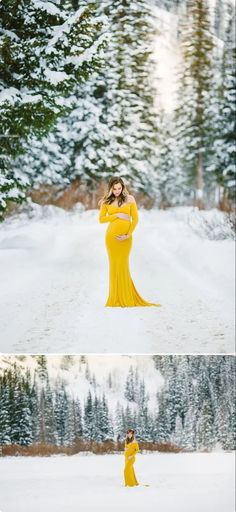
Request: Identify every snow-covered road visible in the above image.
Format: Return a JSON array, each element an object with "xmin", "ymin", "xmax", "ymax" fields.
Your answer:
[
  {"xmin": 0, "ymin": 206, "xmax": 234, "ymax": 353},
  {"xmin": 0, "ymin": 452, "xmax": 234, "ymax": 512}
]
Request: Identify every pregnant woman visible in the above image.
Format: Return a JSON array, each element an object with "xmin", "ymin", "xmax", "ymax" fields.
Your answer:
[
  {"xmin": 124, "ymin": 429, "xmax": 139, "ymax": 487},
  {"xmin": 98, "ymin": 176, "xmax": 161, "ymax": 307}
]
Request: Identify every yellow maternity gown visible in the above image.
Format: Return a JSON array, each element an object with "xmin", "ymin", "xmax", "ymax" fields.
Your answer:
[
  {"xmin": 99, "ymin": 200, "xmax": 161, "ymax": 307},
  {"xmin": 124, "ymin": 440, "xmax": 139, "ymax": 487}
]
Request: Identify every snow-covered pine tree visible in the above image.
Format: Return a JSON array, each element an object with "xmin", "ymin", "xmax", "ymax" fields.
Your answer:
[
  {"xmin": 85, "ymin": 361, "xmax": 91, "ymax": 383},
  {"xmin": 123, "ymin": 404, "xmax": 134, "ymax": 434},
  {"xmin": 213, "ymin": 3, "xmax": 236, "ymax": 209},
  {"xmin": 17, "ymin": 386, "xmax": 33, "ymax": 445},
  {"xmin": 134, "ymin": 367, "xmax": 140, "ymax": 403},
  {"xmin": 195, "ymin": 398, "xmax": 215, "ymax": 451},
  {"xmin": 155, "ymin": 111, "xmax": 188, "ymax": 207},
  {"xmin": 36, "ymin": 355, "xmax": 48, "ymax": 382},
  {"xmin": 114, "ymin": 401, "xmax": 124, "ymax": 441},
  {"xmin": 38, "ymin": 386, "xmax": 54, "ymax": 444},
  {"xmin": 136, "ymin": 380, "xmax": 151, "ymax": 441},
  {"xmin": 0, "ymin": 0, "xmax": 107, "ymax": 217},
  {"xmin": 73, "ymin": 0, "xmax": 159, "ymax": 192},
  {"xmin": 152, "ymin": 0, "xmax": 185, "ymax": 12},
  {"xmin": 171, "ymin": 413, "xmax": 183, "ymax": 447},
  {"xmin": 0, "ymin": 382, "xmax": 11, "ymax": 444},
  {"xmin": 30, "ymin": 376, "xmax": 40, "ymax": 443},
  {"xmin": 10, "ymin": 381, "xmax": 33, "ymax": 445},
  {"xmin": 27, "ymin": 0, "xmax": 160, "ymax": 196},
  {"xmin": 182, "ymin": 404, "xmax": 197, "ymax": 450},
  {"xmin": 174, "ymin": 0, "xmax": 216, "ymax": 208},
  {"xmin": 73, "ymin": 398, "xmax": 83, "ymax": 440},
  {"xmin": 83, "ymin": 390, "xmax": 94, "ymax": 441},
  {"xmin": 60, "ymin": 355, "xmax": 75, "ymax": 371},
  {"xmin": 155, "ymin": 392, "xmax": 172, "ymax": 443},
  {"xmin": 100, "ymin": 393, "xmax": 113, "ymax": 441},
  {"xmin": 171, "ymin": 355, "xmax": 193, "ymax": 423},
  {"xmin": 64, "ymin": 395, "xmax": 78, "ymax": 446},
  {"xmin": 214, "ymin": 0, "xmax": 227, "ymax": 41},
  {"xmin": 93, "ymin": 394, "xmax": 101, "ymax": 441},
  {"xmin": 124, "ymin": 365, "xmax": 135, "ymax": 402},
  {"xmin": 54, "ymin": 383, "xmax": 69, "ymax": 446}
]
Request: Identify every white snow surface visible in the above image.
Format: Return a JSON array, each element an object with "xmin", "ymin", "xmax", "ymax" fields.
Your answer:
[
  {"xmin": 0, "ymin": 205, "xmax": 234, "ymax": 353},
  {"xmin": 0, "ymin": 452, "xmax": 234, "ymax": 512}
]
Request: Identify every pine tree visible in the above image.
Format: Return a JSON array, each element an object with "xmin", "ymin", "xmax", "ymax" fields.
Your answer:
[
  {"xmin": 30, "ymin": 377, "xmax": 40, "ymax": 443},
  {"xmin": 0, "ymin": 383, "xmax": 11, "ymax": 444},
  {"xmin": 27, "ymin": 0, "xmax": 160, "ymax": 195},
  {"xmin": 83, "ymin": 390, "xmax": 94, "ymax": 441},
  {"xmin": 36, "ymin": 355, "xmax": 48, "ymax": 382},
  {"xmin": 100, "ymin": 393, "xmax": 113, "ymax": 441},
  {"xmin": 182, "ymin": 404, "xmax": 196, "ymax": 450},
  {"xmin": 73, "ymin": 398, "xmax": 83, "ymax": 440},
  {"xmin": 44, "ymin": 378, "xmax": 57, "ymax": 444},
  {"xmin": 10, "ymin": 382, "xmax": 33, "ymax": 445},
  {"xmin": 155, "ymin": 112, "xmax": 188, "ymax": 207},
  {"xmin": 114, "ymin": 401, "xmax": 124, "ymax": 441},
  {"xmin": 54, "ymin": 383, "xmax": 69, "ymax": 446},
  {"xmin": 136, "ymin": 380, "xmax": 151, "ymax": 441},
  {"xmin": 171, "ymin": 413, "xmax": 183, "ymax": 447},
  {"xmin": 0, "ymin": 0, "xmax": 107, "ymax": 217},
  {"xmin": 174, "ymin": 0, "xmax": 216, "ymax": 208},
  {"xmin": 195, "ymin": 399, "xmax": 215, "ymax": 451},
  {"xmin": 214, "ymin": 0, "xmax": 226, "ymax": 41},
  {"xmin": 213, "ymin": 4, "xmax": 236, "ymax": 209},
  {"xmin": 124, "ymin": 366, "xmax": 135, "ymax": 402}
]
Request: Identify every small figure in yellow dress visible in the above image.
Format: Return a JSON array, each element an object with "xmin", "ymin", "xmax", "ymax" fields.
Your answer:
[
  {"xmin": 124, "ymin": 429, "xmax": 139, "ymax": 487},
  {"xmin": 98, "ymin": 176, "xmax": 161, "ymax": 307}
]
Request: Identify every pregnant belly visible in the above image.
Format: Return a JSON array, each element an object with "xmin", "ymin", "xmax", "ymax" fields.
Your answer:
[
  {"xmin": 125, "ymin": 455, "xmax": 135, "ymax": 463},
  {"xmin": 107, "ymin": 219, "xmax": 131, "ymax": 236}
]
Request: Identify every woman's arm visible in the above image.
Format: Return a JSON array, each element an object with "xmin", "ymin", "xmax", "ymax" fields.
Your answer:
[
  {"xmin": 128, "ymin": 441, "xmax": 139, "ymax": 459},
  {"xmin": 99, "ymin": 203, "xmax": 117, "ymax": 223},
  {"xmin": 126, "ymin": 198, "xmax": 139, "ymax": 236}
]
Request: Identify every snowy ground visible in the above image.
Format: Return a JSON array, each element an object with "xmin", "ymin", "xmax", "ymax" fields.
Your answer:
[
  {"xmin": 0, "ymin": 205, "xmax": 234, "ymax": 353},
  {"xmin": 0, "ymin": 452, "xmax": 234, "ymax": 512}
]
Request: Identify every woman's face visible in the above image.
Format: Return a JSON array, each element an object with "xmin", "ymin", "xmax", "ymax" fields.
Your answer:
[
  {"xmin": 112, "ymin": 182, "xmax": 123, "ymax": 197},
  {"xmin": 127, "ymin": 431, "xmax": 133, "ymax": 439}
]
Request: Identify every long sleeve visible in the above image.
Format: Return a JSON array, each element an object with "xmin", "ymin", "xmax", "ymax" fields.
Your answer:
[
  {"xmin": 128, "ymin": 441, "xmax": 139, "ymax": 457},
  {"xmin": 127, "ymin": 201, "xmax": 139, "ymax": 236},
  {"xmin": 99, "ymin": 203, "xmax": 117, "ymax": 223}
]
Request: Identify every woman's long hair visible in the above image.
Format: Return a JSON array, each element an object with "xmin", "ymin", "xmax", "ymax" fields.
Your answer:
[
  {"xmin": 126, "ymin": 429, "xmax": 135, "ymax": 444},
  {"xmin": 98, "ymin": 176, "xmax": 129, "ymax": 207}
]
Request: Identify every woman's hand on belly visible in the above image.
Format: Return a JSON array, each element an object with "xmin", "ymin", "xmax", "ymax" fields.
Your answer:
[
  {"xmin": 116, "ymin": 213, "xmax": 131, "ymax": 221},
  {"xmin": 116, "ymin": 234, "xmax": 130, "ymax": 241}
]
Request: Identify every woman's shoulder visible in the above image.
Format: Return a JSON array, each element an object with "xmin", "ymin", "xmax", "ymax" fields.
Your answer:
[
  {"xmin": 126, "ymin": 194, "xmax": 136, "ymax": 204},
  {"xmin": 99, "ymin": 199, "xmax": 107, "ymax": 207}
]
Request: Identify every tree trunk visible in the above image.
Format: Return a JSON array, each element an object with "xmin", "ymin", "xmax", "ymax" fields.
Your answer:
[
  {"xmin": 195, "ymin": 150, "xmax": 204, "ymax": 209},
  {"xmin": 219, "ymin": 187, "xmax": 232, "ymax": 212}
]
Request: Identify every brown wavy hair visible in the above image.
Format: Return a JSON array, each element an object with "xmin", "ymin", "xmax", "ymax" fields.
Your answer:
[
  {"xmin": 98, "ymin": 176, "xmax": 129, "ymax": 207},
  {"xmin": 126, "ymin": 429, "xmax": 135, "ymax": 444}
]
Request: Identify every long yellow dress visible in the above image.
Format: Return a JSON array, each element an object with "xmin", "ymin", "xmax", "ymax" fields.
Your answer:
[
  {"xmin": 124, "ymin": 439, "xmax": 139, "ymax": 487},
  {"xmin": 99, "ymin": 200, "xmax": 161, "ymax": 307}
]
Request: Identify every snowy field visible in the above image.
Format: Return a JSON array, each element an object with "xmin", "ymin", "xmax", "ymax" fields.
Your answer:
[
  {"xmin": 0, "ymin": 452, "xmax": 234, "ymax": 512},
  {"xmin": 0, "ymin": 205, "xmax": 234, "ymax": 353}
]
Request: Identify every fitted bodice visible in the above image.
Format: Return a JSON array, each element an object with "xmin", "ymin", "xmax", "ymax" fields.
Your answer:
[
  {"xmin": 124, "ymin": 440, "xmax": 139, "ymax": 459},
  {"xmin": 106, "ymin": 203, "xmax": 132, "ymax": 212},
  {"xmin": 106, "ymin": 203, "xmax": 132, "ymax": 236}
]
